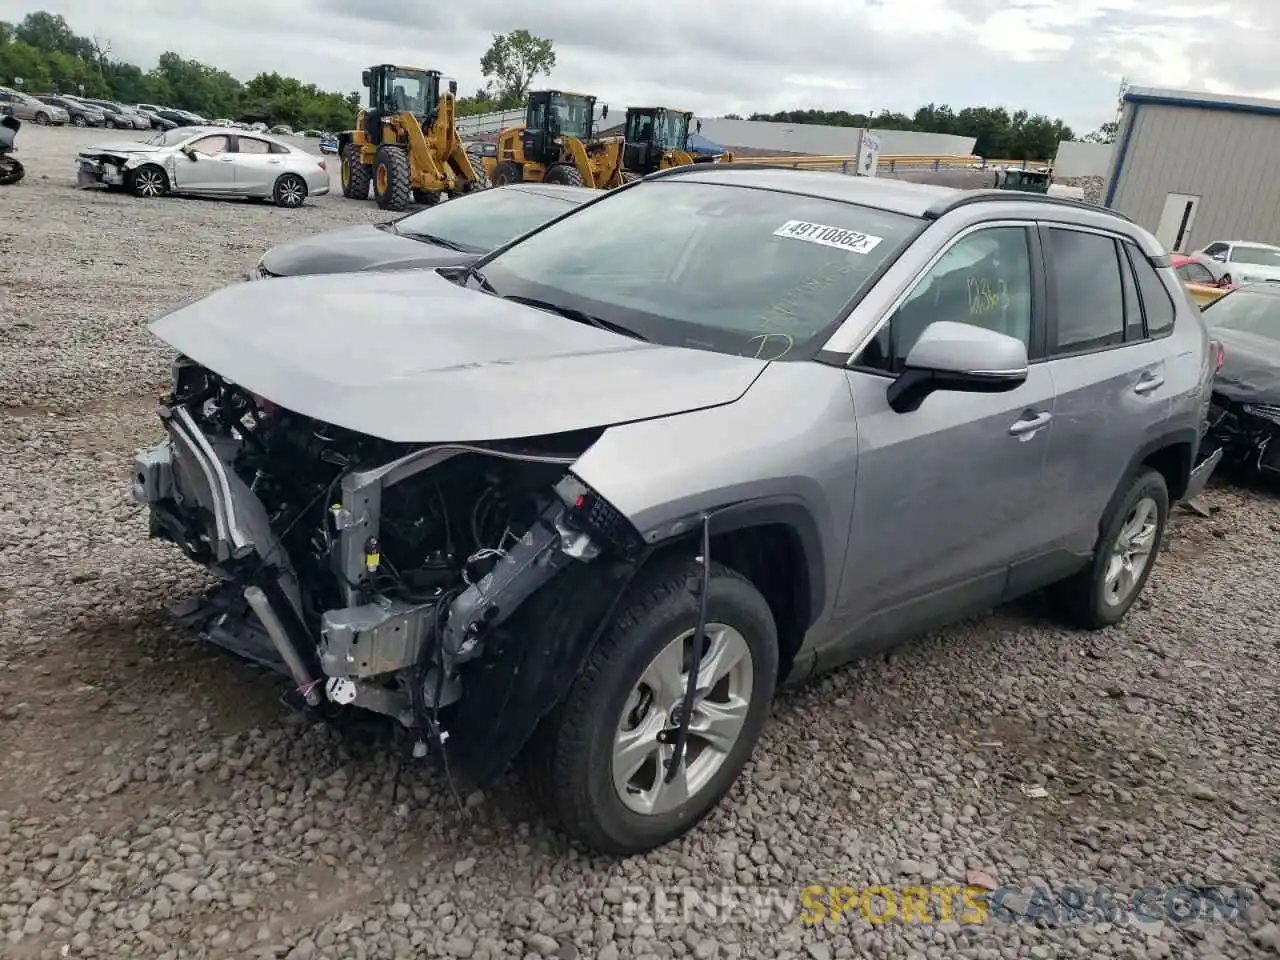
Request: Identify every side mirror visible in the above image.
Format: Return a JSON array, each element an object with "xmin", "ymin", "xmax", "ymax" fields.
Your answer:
[
  {"xmin": 1210, "ymin": 252, "xmax": 1226, "ymax": 262},
  {"xmin": 601, "ymin": 104, "xmax": 609, "ymax": 119},
  {"xmin": 361, "ymin": 70, "xmax": 372, "ymax": 88},
  {"xmin": 449, "ymin": 79, "xmax": 457, "ymax": 96},
  {"xmin": 182, "ymin": 147, "xmax": 198, "ymax": 160},
  {"xmin": 696, "ymin": 119, "xmax": 703, "ymax": 134},
  {"xmin": 885, "ymin": 321, "xmax": 1029, "ymax": 414}
]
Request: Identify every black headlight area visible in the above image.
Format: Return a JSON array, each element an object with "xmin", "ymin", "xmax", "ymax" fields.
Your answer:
[{"xmin": 553, "ymin": 474, "xmax": 645, "ymax": 562}]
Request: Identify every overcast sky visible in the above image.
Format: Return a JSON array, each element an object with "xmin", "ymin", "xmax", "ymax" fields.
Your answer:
[{"xmin": 3, "ymin": 0, "xmax": 1278, "ymax": 133}]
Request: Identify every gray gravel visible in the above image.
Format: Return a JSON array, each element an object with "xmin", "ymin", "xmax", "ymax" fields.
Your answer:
[{"xmin": 2, "ymin": 123, "xmax": 1280, "ymax": 960}]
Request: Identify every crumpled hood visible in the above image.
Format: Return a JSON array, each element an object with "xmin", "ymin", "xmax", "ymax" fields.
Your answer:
[
  {"xmin": 1212, "ymin": 327, "xmax": 1280, "ymax": 404},
  {"xmin": 150, "ymin": 268, "xmax": 769, "ymax": 443},
  {"xmin": 260, "ymin": 224, "xmax": 469, "ymax": 277},
  {"xmin": 80, "ymin": 141, "xmax": 161, "ymax": 155}
]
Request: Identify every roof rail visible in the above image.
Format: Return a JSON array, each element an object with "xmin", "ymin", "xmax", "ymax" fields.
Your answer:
[{"xmin": 923, "ymin": 189, "xmax": 1135, "ymax": 223}]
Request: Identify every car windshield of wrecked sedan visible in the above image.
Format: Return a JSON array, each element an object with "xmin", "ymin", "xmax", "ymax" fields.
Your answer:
[
  {"xmin": 388, "ymin": 187, "xmax": 583, "ymax": 253},
  {"xmin": 1202, "ymin": 286, "xmax": 1280, "ymax": 339},
  {"xmin": 468, "ymin": 179, "xmax": 922, "ymax": 358}
]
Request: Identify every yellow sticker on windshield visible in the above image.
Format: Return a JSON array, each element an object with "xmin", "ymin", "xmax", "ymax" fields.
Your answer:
[{"xmin": 774, "ymin": 220, "xmax": 884, "ymax": 254}]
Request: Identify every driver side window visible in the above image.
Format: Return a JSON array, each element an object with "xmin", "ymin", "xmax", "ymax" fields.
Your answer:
[
  {"xmin": 189, "ymin": 135, "xmax": 229, "ymax": 156},
  {"xmin": 856, "ymin": 226, "xmax": 1034, "ymax": 373}
]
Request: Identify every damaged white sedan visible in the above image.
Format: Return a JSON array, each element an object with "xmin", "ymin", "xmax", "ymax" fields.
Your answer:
[{"xmin": 77, "ymin": 126, "xmax": 330, "ymax": 207}]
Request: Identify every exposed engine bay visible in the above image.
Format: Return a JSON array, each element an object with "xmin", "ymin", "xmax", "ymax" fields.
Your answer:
[
  {"xmin": 1206, "ymin": 393, "xmax": 1280, "ymax": 477},
  {"xmin": 133, "ymin": 357, "xmax": 646, "ymax": 779}
]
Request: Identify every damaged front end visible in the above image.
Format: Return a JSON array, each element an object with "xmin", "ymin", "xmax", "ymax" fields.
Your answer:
[
  {"xmin": 132, "ymin": 357, "xmax": 647, "ymax": 783},
  {"xmin": 1206, "ymin": 394, "xmax": 1280, "ymax": 477}
]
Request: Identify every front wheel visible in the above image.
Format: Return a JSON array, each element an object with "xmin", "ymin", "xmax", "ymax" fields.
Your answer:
[
  {"xmin": 527, "ymin": 561, "xmax": 779, "ymax": 855},
  {"xmin": 543, "ymin": 162, "xmax": 585, "ymax": 186},
  {"xmin": 71, "ymin": 114, "xmax": 86, "ymax": 127},
  {"xmin": 34, "ymin": 112, "xmax": 49, "ymax": 125},
  {"xmin": 491, "ymin": 160, "xmax": 523, "ymax": 186},
  {"xmin": 372, "ymin": 144, "xmax": 411, "ymax": 211},
  {"xmin": 128, "ymin": 164, "xmax": 169, "ymax": 199},
  {"xmin": 340, "ymin": 143, "xmax": 371, "ymax": 199},
  {"xmin": 104, "ymin": 117, "xmax": 117, "ymax": 129},
  {"xmin": 273, "ymin": 173, "xmax": 307, "ymax": 208},
  {"xmin": 1051, "ymin": 467, "xmax": 1169, "ymax": 628}
]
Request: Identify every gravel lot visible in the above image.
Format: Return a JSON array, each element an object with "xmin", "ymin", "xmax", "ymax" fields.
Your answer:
[{"xmin": 2, "ymin": 124, "xmax": 1279, "ymax": 960}]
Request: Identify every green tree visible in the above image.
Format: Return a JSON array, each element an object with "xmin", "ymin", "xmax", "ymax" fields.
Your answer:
[
  {"xmin": 479, "ymin": 29, "xmax": 555, "ymax": 107},
  {"xmin": 1083, "ymin": 121, "xmax": 1118, "ymax": 144}
]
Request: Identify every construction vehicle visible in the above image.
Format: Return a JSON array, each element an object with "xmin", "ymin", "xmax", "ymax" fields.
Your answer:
[
  {"xmin": 486, "ymin": 90, "xmax": 624, "ymax": 189},
  {"xmin": 992, "ymin": 167, "xmax": 1051, "ymax": 193},
  {"xmin": 338, "ymin": 64, "xmax": 483, "ymax": 211},
  {"xmin": 620, "ymin": 107, "xmax": 732, "ymax": 179}
]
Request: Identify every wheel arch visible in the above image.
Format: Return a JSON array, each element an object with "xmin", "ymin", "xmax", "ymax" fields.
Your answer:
[{"xmin": 1101, "ymin": 427, "xmax": 1197, "ymax": 534}]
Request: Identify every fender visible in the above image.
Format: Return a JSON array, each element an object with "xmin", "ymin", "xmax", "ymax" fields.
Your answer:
[
  {"xmin": 1101, "ymin": 426, "xmax": 1199, "ymax": 530},
  {"xmin": 445, "ymin": 495, "xmax": 827, "ymax": 787}
]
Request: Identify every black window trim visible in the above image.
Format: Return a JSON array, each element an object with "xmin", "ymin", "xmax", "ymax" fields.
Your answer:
[
  {"xmin": 845, "ymin": 218, "xmax": 1045, "ymax": 378},
  {"xmin": 1121, "ymin": 240, "xmax": 1177, "ymax": 342},
  {"xmin": 1038, "ymin": 222, "xmax": 1161, "ymax": 361}
]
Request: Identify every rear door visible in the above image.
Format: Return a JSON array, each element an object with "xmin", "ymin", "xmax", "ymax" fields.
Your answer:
[
  {"xmin": 228, "ymin": 135, "xmax": 281, "ymax": 193},
  {"xmin": 1036, "ymin": 224, "xmax": 1175, "ymax": 556}
]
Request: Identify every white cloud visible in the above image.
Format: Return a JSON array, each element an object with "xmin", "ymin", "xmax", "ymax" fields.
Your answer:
[{"xmin": 1, "ymin": 0, "xmax": 1278, "ymax": 134}]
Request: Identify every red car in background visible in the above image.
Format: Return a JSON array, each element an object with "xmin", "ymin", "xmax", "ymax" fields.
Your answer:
[{"xmin": 1171, "ymin": 253, "xmax": 1236, "ymax": 307}]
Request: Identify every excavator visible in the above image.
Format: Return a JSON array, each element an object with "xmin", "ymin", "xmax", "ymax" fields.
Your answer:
[
  {"xmin": 338, "ymin": 64, "xmax": 484, "ymax": 211},
  {"xmin": 486, "ymin": 89, "xmax": 624, "ymax": 188}
]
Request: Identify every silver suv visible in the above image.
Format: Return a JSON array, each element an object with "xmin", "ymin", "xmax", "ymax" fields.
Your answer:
[{"xmin": 130, "ymin": 165, "xmax": 1222, "ymax": 856}]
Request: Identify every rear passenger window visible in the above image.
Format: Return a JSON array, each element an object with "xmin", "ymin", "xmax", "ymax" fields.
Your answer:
[
  {"xmin": 1125, "ymin": 246, "xmax": 1177, "ymax": 337},
  {"xmin": 1047, "ymin": 228, "xmax": 1125, "ymax": 354}
]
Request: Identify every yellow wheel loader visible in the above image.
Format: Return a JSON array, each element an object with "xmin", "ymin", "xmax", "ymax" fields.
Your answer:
[
  {"xmin": 486, "ymin": 90, "xmax": 625, "ymax": 189},
  {"xmin": 338, "ymin": 64, "xmax": 483, "ymax": 212},
  {"xmin": 620, "ymin": 107, "xmax": 733, "ymax": 180}
]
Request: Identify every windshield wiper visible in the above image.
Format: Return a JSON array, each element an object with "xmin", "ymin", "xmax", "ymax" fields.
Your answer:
[
  {"xmin": 395, "ymin": 229, "xmax": 472, "ymax": 252},
  {"xmin": 501, "ymin": 295, "xmax": 649, "ymax": 341}
]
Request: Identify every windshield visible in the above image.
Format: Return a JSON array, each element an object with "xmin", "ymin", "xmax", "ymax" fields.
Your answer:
[
  {"xmin": 394, "ymin": 188, "xmax": 579, "ymax": 251},
  {"xmin": 1202, "ymin": 290, "xmax": 1280, "ymax": 340},
  {"xmin": 387, "ymin": 74, "xmax": 428, "ymax": 114},
  {"xmin": 548, "ymin": 95, "xmax": 592, "ymax": 138},
  {"xmin": 1228, "ymin": 245, "xmax": 1280, "ymax": 266},
  {"xmin": 145, "ymin": 129, "xmax": 188, "ymax": 146},
  {"xmin": 657, "ymin": 110, "xmax": 688, "ymax": 149},
  {"xmin": 476, "ymin": 180, "xmax": 921, "ymax": 359}
]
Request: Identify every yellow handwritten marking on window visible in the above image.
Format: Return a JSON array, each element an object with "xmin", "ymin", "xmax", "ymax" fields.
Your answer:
[
  {"xmin": 967, "ymin": 276, "xmax": 1009, "ymax": 317},
  {"xmin": 749, "ymin": 333, "xmax": 795, "ymax": 360}
]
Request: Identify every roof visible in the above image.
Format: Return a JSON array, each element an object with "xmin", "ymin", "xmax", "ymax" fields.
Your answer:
[
  {"xmin": 647, "ymin": 165, "xmax": 959, "ymax": 217},
  {"xmin": 1123, "ymin": 85, "xmax": 1280, "ymax": 120}
]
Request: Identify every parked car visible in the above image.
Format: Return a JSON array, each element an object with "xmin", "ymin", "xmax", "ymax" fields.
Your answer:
[
  {"xmin": 317, "ymin": 134, "xmax": 338, "ymax": 155},
  {"xmin": 76, "ymin": 126, "xmax": 329, "ymax": 207},
  {"xmin": 1171, "ymin": 253, "xmax": 1235, "ymax": 307},
  {"xmin": 1194, "ymin": 240, "xmax": 1280, "ymax": 286},
  {"xmin": 129, "ymin": 167, "xmax": 1221, "ymax": 856},
  {"xmin": 78, "ymin": 97, "xmax": 151, "ymax": 130},
  {"xmin": 154, "ymin": 108, "xmax": 203, "ymax": 128},
  {"xmin": 270, "ymin": 124, "xmax": 294, "ymax": 136},
  {"xmin": 131, "ymin": 105, "xmax": 176, "ymax": 130},
  {"xmin": 0, "ymin": 86, "xmax": 68, "ymax": 124},
  {"xmin": 32, "ymin": 94, "xmax": 105, "ymax": 127},
  {"xmin": 1201, "ymin": 283, "xmax": 1280, "ymax": 477},
  {"xmin": 252, "ymin": 184, "xmax": 595, "ymax": 279}
]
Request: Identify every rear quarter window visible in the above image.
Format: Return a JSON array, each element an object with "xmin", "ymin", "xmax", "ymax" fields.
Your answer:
[{"xmin": 1125, "ymin": 246, "xmax": 1178, "ymax": 337}]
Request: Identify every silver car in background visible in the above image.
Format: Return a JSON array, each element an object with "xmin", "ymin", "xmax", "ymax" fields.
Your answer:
[
  {"xmin": 0, "ymin": 86, "xmax": 69, "ymax": 124},
  {"xmin": 78, "ymin": 98, "xmax": 153, "ymax": 131},
  {"xmin": 76, "ymin": 126, "xmax": 331, "ymax": 207}
]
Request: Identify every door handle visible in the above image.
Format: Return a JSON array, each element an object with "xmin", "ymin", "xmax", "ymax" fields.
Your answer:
[
  {"xmin": 268, "ymin": 158, "xmax": 282, "ymax": 164},
  {"xmin": 1009, "ymin": 411, "xmax": 1052, "ymax": 437},
  {"xmin": 1134, "ymin": 372, "xmax": 1165, "ymax": 394},
  {"xmin": 218, "ymin": 156, "xmax": 235, "ymax": 161}
]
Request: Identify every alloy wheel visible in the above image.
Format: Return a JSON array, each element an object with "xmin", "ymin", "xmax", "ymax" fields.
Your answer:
[
  {"xmin": 135, "ymin": 169, "xmax": 164, "ymax": 197},
  {"xmin": 612, "ymin": 622, "xmax": 754, "ymax": 816},
  {"xmin": 1103, "ymin": 495, "xmax": 1158, "ymax": 606}
]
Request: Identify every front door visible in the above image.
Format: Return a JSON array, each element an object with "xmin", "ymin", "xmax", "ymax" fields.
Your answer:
[
  {"xmin": 1154, "ymin": 193, "xmax": 1200, "ymax": 253},
  {"xmin": 172, "ymin": 134, "xmax": 237, "ymax": 193},
  {"xmin": 831, "ymin": 223, "xmax": 1054, "ymax": 659}
]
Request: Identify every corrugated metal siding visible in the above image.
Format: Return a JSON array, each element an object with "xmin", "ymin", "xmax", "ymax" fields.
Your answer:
[{"xmin": 1110, "ymin": 103, "xmax": 1280, "ymax": 249}]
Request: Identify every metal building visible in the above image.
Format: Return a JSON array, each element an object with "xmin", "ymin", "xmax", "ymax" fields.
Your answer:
[{"xmin": 1104, "ymin": 85, "xmax": 1280, "ymax": 253}]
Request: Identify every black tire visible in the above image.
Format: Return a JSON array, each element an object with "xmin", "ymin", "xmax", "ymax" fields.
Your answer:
[
  {"xmin": 71, "ymin": 114, "xmax": 86, "ymax": 127},
  {"xmin": 526, "ymin": 560, "xmax": 779, "ymax": 855},
  {"xmin": 373, "ymin": 144, "xmax": 411, "ymax": 211},
  {"xmin": 492, "ymin": 161, "xmax": 523, "ymax": 186},
  {"xmin": 273, "ymin": 173, "xmax": 307, "ymax": 208},
  {"xmin": 412, "ymin": 188, "xmax": 441, "ymax": 206},
  {"xmin": 340, "ymin": 143, "xmax": 371, "ymax": 200},
  {"xmin": 543, "ymin": 163, "xmax": 585, "ymax": 186},
  {"xmin": 1051, "ymin": 468, "xmax": 1169, "ymax": 629},
  {"xmin": 104, "ymin": 117, "xmax": 117, "ymax": 129},
  {"xmin": 128, "ymin": 164, "xmax": 169, "ymax": 199},
  {"xmin": 0, "ymin": 156, "xmax": 24, "ymax": 186},
  {"xmin": 34, "ymin": 112, "xmax": 49, "ymax": 125}
]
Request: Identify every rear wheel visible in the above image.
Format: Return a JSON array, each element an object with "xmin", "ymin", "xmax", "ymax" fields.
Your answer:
[
  {"xmin": 71, "ymin": 114, "xmax": 86, "ymax": 127},
  {"xmin": 273, "ymin": 174, "xmax": 307, "ymax": 208},
  {"xmin": 34, "ymin": 112, "xmax": 49, "ymax": 125},
  {"xmin": 128, "ymin": 164, "xmax": 169, "ymax": 199},
  {"xmin": 340, "ymin": 143, "xmax": 371, "ymax": 200},
  {"xmin": 104, "ymin": 117, "xmax": 117, "ymax": 129},
  {"xmin": 526, "ymin": 561, "xmax": 779, "ymax": 855},
  {"xmin": 1051, "ymin": 468, "xmax": 1169, "ymax": 629},
  {"xmin": 373, "ymin": 144, "xmax": 411, "ymax": 211},
  {"xmin": 543, "ymin": 163, "xmax": 585, "ymax": 186},
  {"xmin": 492, "ymin": 161, "xmax": 523, "ymax": 186},
  {"xmin": 413, "ymin": 188, "xmax": 441, "ymax": 206}
]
